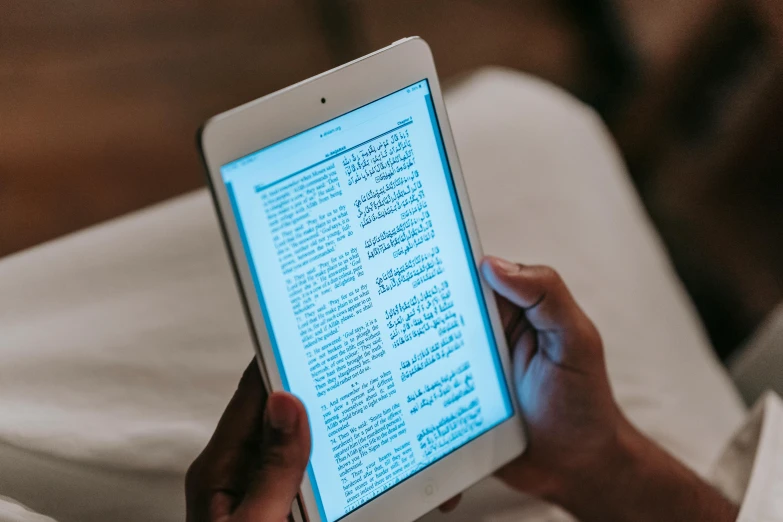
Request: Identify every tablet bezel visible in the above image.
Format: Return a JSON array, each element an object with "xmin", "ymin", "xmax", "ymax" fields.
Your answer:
[{"xmin": 199, "ymin": 36, "xmax": 526, "ymax": 522}]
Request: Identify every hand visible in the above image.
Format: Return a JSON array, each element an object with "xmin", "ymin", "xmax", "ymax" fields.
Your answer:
[
  {"xmin": 463, "ymin": 256, "xmax": 738, "ymax": 522},
  {"xmin": 480, "ymin": 256, "xmax": 622, "ymax": 501},
  {"xmin": 186, "ymin": 362, "xmax": 311, "ymax": 522}
]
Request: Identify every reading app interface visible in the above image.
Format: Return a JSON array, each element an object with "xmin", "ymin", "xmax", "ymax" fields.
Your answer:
[{"xmin": 222, "ymin": 80, "xmax": 513, "ymax": 522}]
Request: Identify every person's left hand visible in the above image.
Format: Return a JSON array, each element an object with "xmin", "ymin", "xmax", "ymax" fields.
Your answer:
[{"xmin": 186, "ymin": 362, "xmax": 311, "ymax": 522}]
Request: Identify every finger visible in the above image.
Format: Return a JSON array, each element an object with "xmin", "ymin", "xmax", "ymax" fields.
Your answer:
[
  {"xmin": 513, "ymin": 326, "xmax": 537, "ymax": 376},
  {"xmin": 207, "ymin": 360, "xmax": 268, "ymax": 453},
  {"xmin": 495, "ymin": 294, "xmax": 518, "ymax": 330},
  {"xmin": 512, "ymin": 339, "xmax": 537, "ymax": 404},
  {"xmin": 185, "ymin": 360, "xmax": 266, "ymax": 521},
  {"xmin": 438, "ymin": 494, "xmax": 462, "ymax": 513},
  {"xmin": 481, "ymin": 257, "xmax": 586, "ymax": 335},
  {"xmin": 234, "ymin": 392, "xmax": 311, "ymax": 521},
  {"xmin": 187, "ymin": 360, "xmax": 268, "ymax": 513},
  {"xmin": 481, "ymin": 257, "xmax": 599, "ymax": 369}
]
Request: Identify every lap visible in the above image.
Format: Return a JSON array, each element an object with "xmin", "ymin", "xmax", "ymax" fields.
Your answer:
[{"xmin": 0, "ymin": 68, "xmax": 744, "ymax": 522}]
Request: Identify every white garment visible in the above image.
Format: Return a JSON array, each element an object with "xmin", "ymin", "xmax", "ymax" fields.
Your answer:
[
  {"xmin": 0, "ymin": 497, "xmax": 55, "ymax": 522},
  {"xmin": 731, "ymin": 304, "xmax": 783, "ymax": 406},
  {"xmin": 2, "ymin": 396, "xmax": 781, "ymax": 522},
  {"xmin": 714, "ymin": 393, "xmax": 783, "ymax": 522},
  {"xmin": 0, "ymin": 68, "xmax": 747, "ymax": 521}
]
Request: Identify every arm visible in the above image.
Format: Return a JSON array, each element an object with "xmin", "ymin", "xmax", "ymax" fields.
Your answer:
[
  {"xmin": 551, "ymin": 419, "xmax": 739, "ymax": 522},
  {"xmin": 479, "ymin": 257, "xmax": 738, "ymax": 522}
]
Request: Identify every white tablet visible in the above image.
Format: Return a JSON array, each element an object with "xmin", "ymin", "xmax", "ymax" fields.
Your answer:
[{"xmin": 199, "ymin": 37, "xmax": 526, "ymax": 522}]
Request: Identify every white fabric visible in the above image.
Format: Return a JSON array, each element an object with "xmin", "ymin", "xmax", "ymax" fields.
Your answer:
[
  {"xmin": 5, "ymin": 395, "xmax": 782, "ymax": 522},
  {"xmin": 0, "ymin": 497, "xmax": 55, "ymax": 522},
  {"xmin": 731, "ymin": 304, "xmax": 783, "ymax": 406},
  {"xmin": 734, "ymin": 393, "xmax": 783, "ymax": 522},
  {"xmin": 712, "ymin": 392, "xmax": 783, "ymax": 521},
  {"xmin": 0, "ymin": 68, "xmax": 745, "ymax": 522}
]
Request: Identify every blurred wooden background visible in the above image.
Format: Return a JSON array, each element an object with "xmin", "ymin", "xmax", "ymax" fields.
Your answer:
[{"xmin": 1, "ymin": 0, "xmax": 781, "ymax": 357}]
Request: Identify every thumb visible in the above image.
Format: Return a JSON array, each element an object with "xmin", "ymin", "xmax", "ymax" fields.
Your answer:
[
  {"xmin": 233, "ymin": 392, "xmax": 311, "ymax": 521},
  {"xmin": 481, "ymin": 257, "xmax": 585, "ymax": 332},
  {"xmin": 481, "ymin": 256, "xmax": 601, "ymax": 371}
]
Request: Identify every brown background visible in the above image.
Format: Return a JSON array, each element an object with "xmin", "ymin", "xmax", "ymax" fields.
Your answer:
[{"xmin": 2, "ymin": 0, "xmax": 781, "ymax": 358}]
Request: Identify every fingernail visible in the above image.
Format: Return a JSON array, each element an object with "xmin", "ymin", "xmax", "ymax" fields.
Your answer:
[
  {"xmin": 267, "ymin": 393, "xmax": 298, "ymax": 434},
  {"xmin": 490, "ymin": 257, "xmax": 521, "ymax": 275}
]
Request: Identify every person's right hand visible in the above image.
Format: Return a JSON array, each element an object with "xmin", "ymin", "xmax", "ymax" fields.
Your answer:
[
  {"xmin": 480, "ymin": 257, "xmax": 625, "ymax": 502},
  {"xmin": 474, "ymin": 256, "xmax": 738, "ymax": 522}
]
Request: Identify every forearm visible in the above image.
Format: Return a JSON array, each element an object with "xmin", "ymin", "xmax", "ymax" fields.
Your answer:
[{"xmin": 550, "ymin": 422, "xmax": 739, "ymax": 522}]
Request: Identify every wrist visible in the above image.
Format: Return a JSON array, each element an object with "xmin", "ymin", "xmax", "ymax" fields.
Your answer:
[
  {"xmin": 548, "ymin": 419, "xmax": 739, "ymax": 522},
  {"xmin": 543, "ymin": 417, "xmax": 641, "ymax": 517}
]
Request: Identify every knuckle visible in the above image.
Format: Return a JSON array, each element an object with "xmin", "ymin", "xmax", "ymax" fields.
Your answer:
[
  {"xmin": 589, "ymin": 323, "xmax": 604, "ymax": 352},
  {"xmin": 260, "ymin": 446, "xmax": 294, "ymax": 471},
  {"xmin": 261, "ymin": 442, "xmax": 288, "ymax": 469},
  {"xmin": 537, "ymin": 265, "xmax": 563, "ymax": 288},
  {"xmin": 578, "ymin": 316, "xmax": 604, "ymax": 353},
  {"xmin": 247, "ymin": 447, "xmax": 304, "ymax": 494},
  {"xmin": 185, "ymin": 457, "xmax": 204, "ymax": 492},
  {"xmin": 260, "ymin": 442, "xmax": 309, "ymax": 477}
]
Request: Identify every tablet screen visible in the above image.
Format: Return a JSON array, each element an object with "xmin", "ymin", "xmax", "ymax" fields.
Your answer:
[{"xmin": 221, "ymin": 80, "xmax": 513, "ymax": 522}]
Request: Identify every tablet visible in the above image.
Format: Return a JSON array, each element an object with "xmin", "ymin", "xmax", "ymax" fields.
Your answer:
[{"xmin": 199, "ymin": 37, "xmax": 526, "ymax": 522}]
